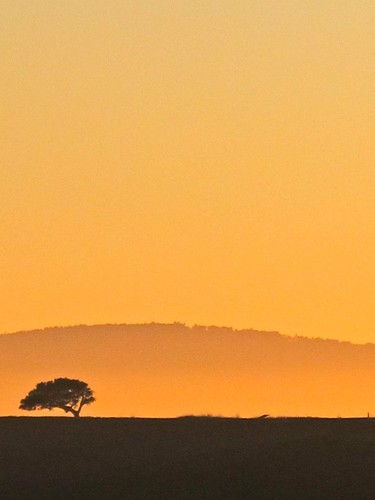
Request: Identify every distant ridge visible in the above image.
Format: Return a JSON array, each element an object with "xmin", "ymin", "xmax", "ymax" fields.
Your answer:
[
  {"xmin": 3, "ymin": 322, "xmax": 282, "ymax": 337},
  {"xmin": 1, "ymin": 322, "xmax": 375, "ymax": 418},
  {"xmin": 2, "ymin": 321, "xmax": 372, "ymax": 347}
]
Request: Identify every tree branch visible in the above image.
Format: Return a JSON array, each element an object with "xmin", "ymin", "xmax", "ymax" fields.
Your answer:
[
  {"xmin": 58, "ymin": 404, "xmax": 78, "ymax": 416},
  {"xmin": 77, "ymin": 397, "xmax": 86, "ymax": 414}
]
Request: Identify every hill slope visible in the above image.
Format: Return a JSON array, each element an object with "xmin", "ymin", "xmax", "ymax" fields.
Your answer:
[{"xmin": 1, "ymin": 323, "xmax": 375, "ymax": 417}]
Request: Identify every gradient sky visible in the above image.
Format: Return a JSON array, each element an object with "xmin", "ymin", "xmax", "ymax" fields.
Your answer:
[{"xmin": 1, "ymin": 1, "xmax": 374, "ymax": 342}]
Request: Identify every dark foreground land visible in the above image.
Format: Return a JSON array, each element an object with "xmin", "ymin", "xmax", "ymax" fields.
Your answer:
[{"xmin": 1, "ymin": 417, "xmax": 375, "ymax": 499}]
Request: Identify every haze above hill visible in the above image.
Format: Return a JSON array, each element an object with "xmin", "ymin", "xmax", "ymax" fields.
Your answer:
[{"xmin": 2, "ymin": 323, "xmax": 375, "ymax": 418}]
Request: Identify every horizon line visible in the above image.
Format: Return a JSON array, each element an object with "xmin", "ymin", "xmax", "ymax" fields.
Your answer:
[{"xmin": 1, "ymin": 321, "xmax": 374, "ymax": 347}]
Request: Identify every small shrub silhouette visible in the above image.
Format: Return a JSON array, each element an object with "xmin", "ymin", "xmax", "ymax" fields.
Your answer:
[{"xmin": 19, "ymin": 378, "xmax": 95, "ymax": 418}]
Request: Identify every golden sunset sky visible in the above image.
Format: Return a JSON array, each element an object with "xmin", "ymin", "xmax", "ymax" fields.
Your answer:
[{"xmin": 1, "ymin": 1, "xmax": 374, "ymax": 342}]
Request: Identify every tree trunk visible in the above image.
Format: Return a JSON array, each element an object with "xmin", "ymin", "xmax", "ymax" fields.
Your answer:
[{"xmin": 60, "ymin": 404, "xmax": 81, "ymax": 418}]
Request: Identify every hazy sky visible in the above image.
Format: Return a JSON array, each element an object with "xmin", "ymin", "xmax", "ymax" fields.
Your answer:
[{"xmin": 1, "ymin": 1, "xmax": 374, "ymax": 342}]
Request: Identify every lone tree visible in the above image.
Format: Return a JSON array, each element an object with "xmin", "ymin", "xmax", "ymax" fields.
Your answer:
[{"xmin": 19, "ymin": 378, "xmax": 95, "ymax": 418}]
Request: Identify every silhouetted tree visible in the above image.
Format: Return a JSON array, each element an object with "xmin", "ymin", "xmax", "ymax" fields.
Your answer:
[{"xmin": 19, "ymin": 378, "xmax": 95, "ymax": 418}]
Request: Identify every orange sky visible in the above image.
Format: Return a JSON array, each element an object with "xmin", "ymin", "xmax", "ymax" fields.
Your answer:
[{"xmin": 1, "ymin": 1, "xmax": 374, "ymax": 342}]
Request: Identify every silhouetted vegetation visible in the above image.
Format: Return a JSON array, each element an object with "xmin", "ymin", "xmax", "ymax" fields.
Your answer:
[{"xmin": 19, "ymin": 378, "xmax": 95, "ymax": 418}]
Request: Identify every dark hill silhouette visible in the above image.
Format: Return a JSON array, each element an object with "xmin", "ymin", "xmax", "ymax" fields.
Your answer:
[{"xmin": 1, "ymin": 323, "xmax": 375, "ymax": 417}]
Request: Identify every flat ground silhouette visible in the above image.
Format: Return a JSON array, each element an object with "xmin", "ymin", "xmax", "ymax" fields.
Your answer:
[{"xmin": 1, "ymin": 417, "xmax": 375, "ymax": 499}]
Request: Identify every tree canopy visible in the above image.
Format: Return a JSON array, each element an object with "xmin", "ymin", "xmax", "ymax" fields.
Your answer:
[{"xmin": 19, "ymin": 378, "xmax": 95, "ymax": 418}]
